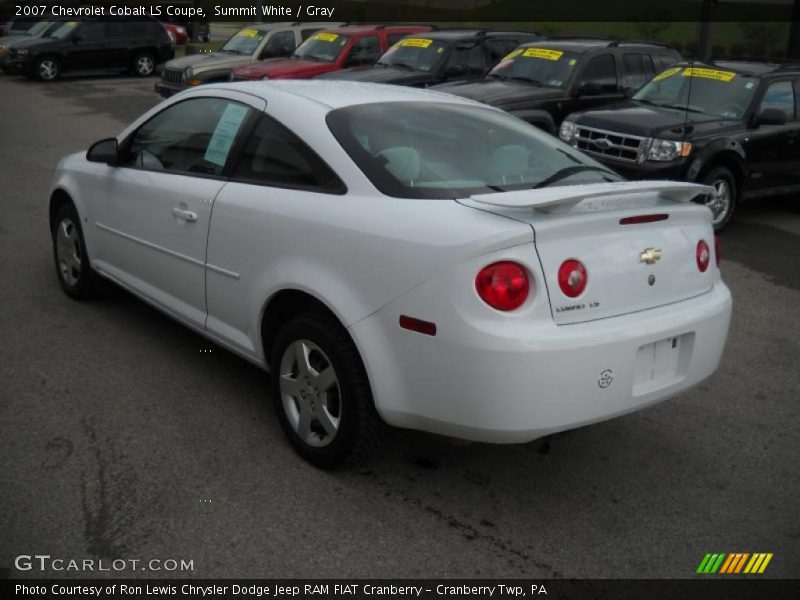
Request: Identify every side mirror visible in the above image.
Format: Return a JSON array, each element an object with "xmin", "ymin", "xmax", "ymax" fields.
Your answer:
[
  {"xmin": 87, "ymin": 138, "xmax": 119, "ymax": 165},
  {"xmin": 755, "ymin": 107, "xmax": 787, "ymax": 127}
]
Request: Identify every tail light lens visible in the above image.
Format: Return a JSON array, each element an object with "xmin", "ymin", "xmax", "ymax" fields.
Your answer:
[
  {"xmin": 475, "ymin": 261, "xmax": 530, "ymax": 311},
  {"xmin": 696, "ymin": 240, "xmax": 710, "ymax": 272},
  {"xmin": 714, "ymin": 235, "xmax": 721, "ymax": 268},
  {"xmin": 558, "ymin": 259, "xmax": 587, "ymax": 297}
]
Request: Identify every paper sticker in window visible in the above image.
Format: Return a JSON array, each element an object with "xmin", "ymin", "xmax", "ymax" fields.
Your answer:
[
  {"xmin": 313, "ymin": 32, "xmax": 339, "ymax": 42},
  {"xmin": 522, "ymin": 48, "xmax": 563, "ymax": 61},
  {"xmin": 238, "ymin": 28, "xmax": 258, "ymax": 38},
  {"xmin": 652, "ymin": 66, "xmax": 681, "ymax": 82},
  {"xmin": 399, "ymin": 38, "xmax": 433, "ymax": 48},
  {"xmin": 682, "ymin": 67, "xmax": 736, "ymax": 82},
  {"xmin": 502, "ymin": 49, "xmax": 523, "ymax": 61},
  {"xmin": 205, "ymin": 104, "xmax": 249, "ymax": 168}
]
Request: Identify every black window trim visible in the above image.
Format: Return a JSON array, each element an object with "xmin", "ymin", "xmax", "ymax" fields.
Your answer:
[{"xmin": 758, "ymin": 77, "xmax": 797, "ymax": 122}]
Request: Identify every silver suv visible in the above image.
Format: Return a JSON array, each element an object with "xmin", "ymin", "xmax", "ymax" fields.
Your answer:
[{"xmin": 155, "ymin": 22, "xmax": 341, "ymax": 97}]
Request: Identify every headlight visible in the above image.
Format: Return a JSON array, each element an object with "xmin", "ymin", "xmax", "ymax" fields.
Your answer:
[
  {"xmin": 176, "ymin": 26, "xmax": 187, "ymax": 35},
  {"xmin": 15, "ymin": 48, "xmax": 29, "ymax": 57},
  {"xmin": 559, "ymin": 120, "xmax": 578, "ymax": 143},
  {"xmin": 646, "ymin": 138, "xmax": 692, "ymax": 162}
]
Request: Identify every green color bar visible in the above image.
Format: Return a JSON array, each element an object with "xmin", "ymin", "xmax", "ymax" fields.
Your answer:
[
  {"xmin": 697, "ymin": 554, "xmax": 713, "ymax": 573},
  {"xmin": 710, "ymin": 553, "xmax": 727, "ymax": 573}
]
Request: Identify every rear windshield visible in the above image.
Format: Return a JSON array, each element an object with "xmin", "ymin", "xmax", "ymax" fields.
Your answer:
[
  {"xmin": 377, "ymin": 37, "xmax": 448, "ymax": 72},
  {"xmin": 326, "ymin": 101, "xmax": 620, "ymax": 199},
  {"xmin": 634, "ymin": 66, "xmax": 759, "ymax": 119},
  {"xmin": 293, "ymin": 32, "xmax": 349, "ymax": 63},
  {"xmin": 487, "ymin": 47, "xmax": 580, "ymax": 88},
  {"xmin": 220, "ymin": 28, "xmax": 266, "ymax": 56}
]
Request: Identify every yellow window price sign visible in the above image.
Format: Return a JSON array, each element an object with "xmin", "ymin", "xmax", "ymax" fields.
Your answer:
[
  {"xmin": 682, "ymin": 67, "xmax": 736, "ymax": 82},
  {"xmin": 238, "ymin": 29, "xmax": 258, "ymax": 38},
  {"xmin": 522, "ymin": 48, "xmax": 564, "ymax": 61},
  {"xmin": 399, "ymin": 38, "xmax": 433, "ymax": 48},
  {"xmin": 501, "ymin": 49, "xmax": 523, "ymax": 61},
  {"xmin": 652, "ymin": 66, "xmax": 682, "ymax": 82},
  {"xmin": 313, "ymin": 32, "xmax": 339, "ymax": 42}
]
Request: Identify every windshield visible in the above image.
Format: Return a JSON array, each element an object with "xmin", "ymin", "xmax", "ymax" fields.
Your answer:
[
  {"xmin": 47, "ymin": 21, "xmax": 79, "ymax": 40},
  {"xmin": 293, "ymin": 32, "xmax": 349, "ymax": 62},
  {"xmin": 487, "ymin": 47, "xmax": 579, "ymax": 88},
  {"xmin": 634, "ymin": 66, "xmax": 759, "ymax": 119},
  {"xmin": 377, "ymin": 37, "xmax": 447, "ymax": 72},
  {"xmin": 220, "ymin": 27, "xmax": 266, "ymax": 55},
  {"xmin": 25, "ymin": 20, "xmax": 52, "ymax": 36},
  {"xmin": 327, "ymin": 102, "xmax": 621, "ymax": 199}
]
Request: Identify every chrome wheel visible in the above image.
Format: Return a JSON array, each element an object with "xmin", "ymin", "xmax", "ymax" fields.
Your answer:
[
  {"xmin": 38, "ymin": 59, "xmax": 58, "ymax": 81},
  {"xmin": 279, "ymin": 339, "xmax": 341, "ymax": 448},
  {"xmin": 135, "ymin": 55, "xmax": 154, "ymax": 76},
  {"xmin": 705, "ymin": 179, "xmax": 732, "ymax": 226},
  {"xmin": 55, "ymin": 218, "xmax": 82, "ymax": 287}
]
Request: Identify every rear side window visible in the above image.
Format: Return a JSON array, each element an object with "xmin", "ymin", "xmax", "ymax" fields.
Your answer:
[
  {"xmin": 622, "ymin": 53, "xmax": 655, "ymax": 90},
  {"xmin": 124, "ymin": 98, "xmax": 252, "ymax": 176},
  {"xmin": 760, "ymin": 81, "xmax": 796, "ymax": 120},
  {"xmin": 232, "ymin": 114, "xmax": 345, "ymax": 193},
  {"xmin": 656, "ymin": 53, "xmax": 680, "ymax": 70},
  {"xmin": 578, "ymin": 54, "xmax": 618, "ymax": 92}
]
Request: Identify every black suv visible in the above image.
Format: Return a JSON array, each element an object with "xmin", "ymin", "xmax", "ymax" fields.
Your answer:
[
  {"xmin": 560, "ymin": 60, "xmax": 800, "ymax": 230},
  {"xmin": 4, "ymin": 18, "xmax": 173, "ymax": 81},
  {"xmin": 316, "ymin": 29, "xmax": 540, "ymax": 87},
  {"xmin": 432, "ymin": 38, "xmax": 682, "ymax": 134}
]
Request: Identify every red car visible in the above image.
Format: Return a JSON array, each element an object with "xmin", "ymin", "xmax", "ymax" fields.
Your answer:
[
  {"xmin": 162, "ymin": 22, "xmax": 188, "ymax": 46},
  {"xmin": 230, "ymin": 24, "xmax": 432, "ymax": 81}
]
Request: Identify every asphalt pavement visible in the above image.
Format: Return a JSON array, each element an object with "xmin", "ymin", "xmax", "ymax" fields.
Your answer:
[{"xmin": 0, "ymin": 73, "xmax": 798, "ymax": 580}]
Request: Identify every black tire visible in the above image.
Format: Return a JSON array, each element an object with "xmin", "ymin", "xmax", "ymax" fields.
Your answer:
[
  {"xmin": 270, "ymin": 310, "xmax": 383, "ymax": 469},
  {"xmin": 700, "ymin": 166, "xmax": 737, "ymax": 232},
  {"xmin": 131, "ymin": 51, "xmax": 156, "ymax": 77},
  {"xmin": 51, "ymin": 203, "xmax": 96, "ymax": 300},
  {"xmin": 33, "ymin": 55, "xmax": 60, "ymax": 82}
]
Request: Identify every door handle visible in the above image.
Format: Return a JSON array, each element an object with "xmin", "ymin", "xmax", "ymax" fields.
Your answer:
[{"xmin": 172, "ymin": 207, "xmax": 197, "ymax": 222}]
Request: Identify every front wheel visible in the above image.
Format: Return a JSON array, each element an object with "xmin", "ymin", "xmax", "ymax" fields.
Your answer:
[
  {"xmin": 34, "ymin": 56, "xmax": 60, "ymax": 81},
  {"xmin": 270, "ymin": 311, "xmax": 383, "ymax": 469},
  {"xmin": 132, "ymin": 52, "xmax": 155, "ymax": 77},
  {"xmin": 51, "ymin": 204, "xmax": 97, "ymax": 300},
  {"xmin": 700, "ymin": 166, "xmax": 737, "ymax": 232}
]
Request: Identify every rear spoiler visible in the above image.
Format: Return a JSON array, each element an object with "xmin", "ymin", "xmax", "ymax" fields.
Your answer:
[{"xmin": 470, "ymin": 181, "xmax": 713, "ymax": 214}]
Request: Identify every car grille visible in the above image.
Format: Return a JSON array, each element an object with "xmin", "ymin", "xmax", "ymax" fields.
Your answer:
[
  {"xmin": 162, "ymin": 68, "xmax": 183, "ymax": 85},
  {"xmin": 575, "ymin": 125, "xmax": 647, "ymax": 163}
]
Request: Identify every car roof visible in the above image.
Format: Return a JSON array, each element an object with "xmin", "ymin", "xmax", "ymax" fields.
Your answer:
[
  {"xmin": 250, "ymin": 21, "xmax": 337, "ymax": 31},
  {"xmin": 520, "ymin": 38, "xmax": 670, "ymax": 53},
  {"xmin": 712, "ymin": 59, "xmax": 800, "ymax": 76},
  {"xmin": 216, "ymin": 80, "xmax": 486, "ymax": 110},
  {"xmin": 321, "ymin": 24, "xmax": 431, "ymax": 34}
]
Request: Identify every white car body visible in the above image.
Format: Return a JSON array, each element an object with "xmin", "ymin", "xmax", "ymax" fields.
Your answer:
[{"xmin": 49, "ymin": 81, "xmax": 732, "ymax": 445}]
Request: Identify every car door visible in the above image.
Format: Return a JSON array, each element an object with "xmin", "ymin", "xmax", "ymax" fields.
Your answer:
[
  {"xmin": 64, "ymin": 22, "xmax": 109, "ymax": 71},
  {"xmin": 744, "ymin": 79, "xmax": 798, "ymax": 192},
  {"xmin": 104, "ymin": 21, "xmax": 136, "ymax": 69},
  {"xmin": 92, "ymin": 92, "xmax": 265, "ymax": 328},
  {"xmin": 566, "ymin": 53, "xmax": 625, "ymax": 118}
]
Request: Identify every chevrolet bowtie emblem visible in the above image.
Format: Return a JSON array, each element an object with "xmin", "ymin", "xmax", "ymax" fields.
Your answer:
[{"xmin": 639, "ymin": 248, "xmax": 662, "ymax": 264}]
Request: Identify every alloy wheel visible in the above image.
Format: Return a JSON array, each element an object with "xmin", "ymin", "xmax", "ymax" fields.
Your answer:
[
  {"xmin": 39, "ymin": 59, "xmax": 58, "ymax": 81},
  {"xmin": 55, "ymin": 218, "xmax": 82, "ymax": 287},
  {"xmin": 705, "ymin": 179, "xmax": 732, "ymax": 226},
  {"xmin": 136, "ymin": 56, "xmax": 154, "ymax": 76}
]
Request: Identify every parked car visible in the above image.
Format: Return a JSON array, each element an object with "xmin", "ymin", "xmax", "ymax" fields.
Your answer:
[
  {"xmin": 5, "ymin": 18, "xmax": 173, "ymax": 81},
  {"xmin": 316, "ymin": 29, "xmax": 540, "ymax": 87},
  {"xmin": 162, "ymin": 22, "xmax": 188, "ymax": 46},
  {"xmin": 156, "ymin": 22, "xmax": 339, "ymax": 97},
  {"xmin": 0, "ymin": 16, "xmax": 39, "ymax": 38},
  {"xmin": 559, "ymin": 60, "xmax": 800, "ymax": 231},
  {"xmin": 49, "ymin": 80, "xmax": 731, "ymax": 468},
  {"xmin": 0, "ymin": 19, "xmax": 66, "ymax": 71},
  {"xmin": 432, "ymin": 38, "xmax": 682, "ymax": 134},
  {"xmin": 230, "ymin": 24, "xmax": 433, "ymax": 82}
]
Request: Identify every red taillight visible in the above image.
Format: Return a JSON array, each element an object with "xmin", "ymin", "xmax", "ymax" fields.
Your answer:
[
  {"xmin": 558, "ymin": 259, "xmax": 588, "ymax": 298},
  {"xmin": 619, "ymin": 213, "xmax": 669, "ymax": 225},
  {"xmin": 696, "ymin": 240, "xmax": 710, "ymax": 272},
  {"xmin": 475, "ymin": 261, "xmax": 530, "ymax": 311},
  {"xmin": 714, "ymin": 235, "xmax": 721, "ymax": 268},
  {"xmin": 399, "ymin": 315, "xmax": 437, "ymax": 336}
]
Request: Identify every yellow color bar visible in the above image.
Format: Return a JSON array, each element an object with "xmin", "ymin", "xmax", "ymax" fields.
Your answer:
[
  {"xmin": 744, "ymin": 554, "xmax": 761, "ymax": 574},
  {"xmin": 758, "ymin": 553, "xmax": 773, "ymax": 573}
]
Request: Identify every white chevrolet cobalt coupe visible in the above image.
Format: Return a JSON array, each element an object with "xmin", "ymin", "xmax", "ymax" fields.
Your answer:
[{"xmin": 49, "ymin": 81, "xmax": 732, "ymax": 468}]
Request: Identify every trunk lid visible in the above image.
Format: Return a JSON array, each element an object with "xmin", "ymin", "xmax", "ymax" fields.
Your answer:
[{"xmin": 463, "ymin": 181, "xmax": 716, "ymax": 325}]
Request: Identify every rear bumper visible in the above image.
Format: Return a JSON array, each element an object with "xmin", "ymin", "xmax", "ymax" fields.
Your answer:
[{"xmin": 351, "ymin": 279, "xmax": 732, "ymax": 443}]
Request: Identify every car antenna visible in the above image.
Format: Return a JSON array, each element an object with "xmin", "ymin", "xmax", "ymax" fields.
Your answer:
[{"xmin": 682, "ymin": 58, "xmax": 694, "ymax": 138}]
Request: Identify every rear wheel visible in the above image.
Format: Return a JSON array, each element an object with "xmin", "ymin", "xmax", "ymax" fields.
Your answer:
[
  {"xmin": 270, "ymin": 310, "xmax": 383, "ymax": 469},
  {"xmin": 700, "ymin": 166, "xmax": 737, "ymax": 232},
  {"xmin": 132, "ymin": 52, "xmax": 155, "ymax": 77},
  {"xmin": 51, "ymin": 203, "xmax": 96, "ymax": 300},
  {"xmin": 34, "ymin": 56, "xmax": 60, "ymax": 81}
]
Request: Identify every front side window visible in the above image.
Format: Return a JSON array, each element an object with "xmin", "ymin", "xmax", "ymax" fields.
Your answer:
[
  {"xmin": 622, "ymin": 53, "xmax": 655, "ymax": 90},
  {"xmin": 220, "ymin": 27, "xmax": 266, "ymax": 56},
  {"xmin": 260, "ymin": 30, "xmax": 296, "ymax": 58},
  {"xmin": 326, "ymin": 102, "xmax": 620, "ymax": 199},
  {"xmin": 577, "ymin": 54, "xmax": 618, "ymax": 93},
  {"xmin": 232, "ymin": 115, "xmax": 344, "ymax": 192},
  {"xmin": 123, "ymin": 98, "xmax": 251, "ymax": 176},
  {"xmin": 488, "ymin": 46, "xmax": 579, "ymax": 88},
  {"xmin": 759, "ymin": 81, "xmax": 796, "ymax": 120},
  {"xmin": 634, "ymin": 66, "xmax": 759, "ymax": 119},
  {"xmin": 346, "ymin": 36, "xmax": 380, "ymax": 66},
  {"xmin": 77, "ymin": 22, "xmax": 106, "ymax": 42},
  {"xmin": 293, "ymin": 31, "xmax": 349, "ymax": 63},
  {"xmin": 445, "ymin": 43, "xmax": 485, "ymax": 77},
  {"xmin": 377, "ymin": 37, "xmax": 448, "ymax": 73}
]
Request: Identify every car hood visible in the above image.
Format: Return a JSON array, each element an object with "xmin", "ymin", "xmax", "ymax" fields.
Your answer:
[
  {"xmin": 570, "ymin": 101, "xmax": 743, "ymax": 138},
  {"xmin": 431, "ymin": 79, "xmax": 562, "ymax": 108},
  {"xmin": 233, "ymin": 57, "xmax": 338, "ymax": 79},
  {"xmin": 317, "ymin": 65, "xmax": 433, "ymax": 85},
  {"xmin": 0, "ymin": 34, "xmax": 31, "ymax": 47},
  {"xmin": 2, "ymin": 35, "xmax": 52, "ymax": 50},
  {"xmin": 165, "ymin": 52, "xmax": 251, "ymax": 72}
]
